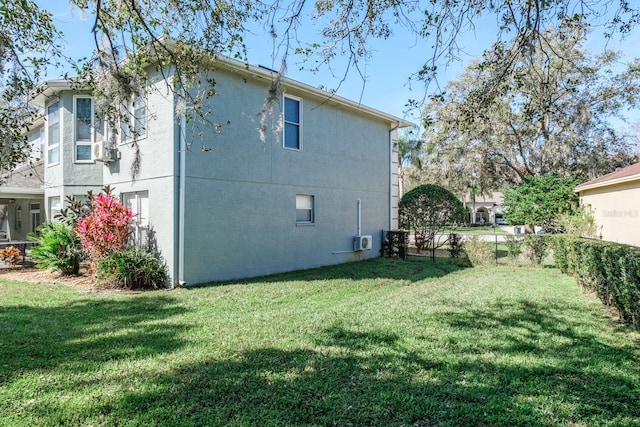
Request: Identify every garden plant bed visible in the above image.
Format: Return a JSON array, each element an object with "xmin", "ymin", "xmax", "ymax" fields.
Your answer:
[{"xmin": 0, "ymin": 267, "xmax": 94, "ymax": 288}]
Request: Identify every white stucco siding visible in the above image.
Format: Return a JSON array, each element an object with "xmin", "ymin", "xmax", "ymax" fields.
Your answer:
[
  {"xmin": 390, "ymin": 129, "xmax": 399, "ymax": 230},
  {"xmin": 579, "ymin": 181, "xmax": 640, "ymax": 247}
]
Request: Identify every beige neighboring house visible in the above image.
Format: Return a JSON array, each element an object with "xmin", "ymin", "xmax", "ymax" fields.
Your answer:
[
  {"xmin": 461, "ymin": 192, "xmax": 505, "ymax": 224},
  {"xmin": 575, "ymin": 162, "xmax": 640, "ymax": 247}
]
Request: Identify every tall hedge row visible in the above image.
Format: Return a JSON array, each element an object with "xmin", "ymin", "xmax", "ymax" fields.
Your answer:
[{"xmin": 552, "ymin": 235, "xmax": 640, "ymax": 326}]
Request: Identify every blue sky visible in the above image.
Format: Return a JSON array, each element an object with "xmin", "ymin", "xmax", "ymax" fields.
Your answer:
[
  {"xmin": 44, "ymin": 1, "xmax": 491, "ymax": 124},
  {"xmin": 43, "ymin": 1, "xmax": 640, "ymax": 132}
]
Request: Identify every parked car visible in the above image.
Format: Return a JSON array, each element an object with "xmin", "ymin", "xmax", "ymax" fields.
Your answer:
[{"xmin": 496, "ymin": 218, "xmax": 508, "ymax": 225}]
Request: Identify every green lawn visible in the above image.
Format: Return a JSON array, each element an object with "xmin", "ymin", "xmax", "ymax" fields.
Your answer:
[
  {"xmin": 1, "ymin": 258, "xmax": 639, "ymax": 426},
  {"xmin": 455, "ymin": 225, "xmax": 510, "ymax": 236}
]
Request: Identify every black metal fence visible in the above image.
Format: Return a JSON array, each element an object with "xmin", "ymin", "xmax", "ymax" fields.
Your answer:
[{"xmin": 381, "ymin": 230, "xmax": 409, "ymax": 260}]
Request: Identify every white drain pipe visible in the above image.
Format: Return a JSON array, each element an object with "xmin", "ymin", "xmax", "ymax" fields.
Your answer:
[{"xmin": 357, "ymin": 198, "xmax": 362, "ymax": 236}]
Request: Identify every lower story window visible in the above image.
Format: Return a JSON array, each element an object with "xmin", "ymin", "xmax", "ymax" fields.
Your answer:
[
  {"xmin": 49, "ymin": 197, "xmax": 61, "ymax": 221},
  {"xmin": 296, "ymin": 194, "xmax": 314, "ymax": 224},
  {"xmin": 122, "ymin": 191, "xmax": 149, "ymax": 247}
]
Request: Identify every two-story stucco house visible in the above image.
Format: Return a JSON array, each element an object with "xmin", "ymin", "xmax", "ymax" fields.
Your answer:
[{"xmin": 2, "ymin": 56, "xmax": 410, "ymax": 285}]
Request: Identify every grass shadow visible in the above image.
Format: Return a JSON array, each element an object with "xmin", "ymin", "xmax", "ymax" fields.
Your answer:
[
  {"xmin": 0, "ymin": 294, "xmax": 190, "ymax": 385},
  {"xmin": 193, "ymin": 256, "xmax": 470, "ymax": 289},
  {"xmin": 44, "ymin": 314, "xmax": 640, "ymax": 426}
]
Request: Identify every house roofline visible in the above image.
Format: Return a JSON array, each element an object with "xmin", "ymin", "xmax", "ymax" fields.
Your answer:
[
  {"xmin": 0, "ymin": 188, "xmax": 45, "ymax": 197},
  {"xmin": 209, "ymin": 55, "xmax": 414, "ymax": 128},
  {"xmin": 29, "ymin": 51, "xmax": 414, "ymax": 129},
  {"xmin": 30, "ymin": 79, "xmax": 79, "ymax": 108},
  {"xmin": 575, "ymin": 173, "xmax": 640, "ymax": 192}
]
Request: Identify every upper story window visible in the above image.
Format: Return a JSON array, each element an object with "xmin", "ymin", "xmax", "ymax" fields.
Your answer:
[
  {"xmin": 120, "ymin": 93, "xmax": 147, "ymax": 143},
  {"xmin": 39, "ymin": 128, "xmax": 45, "ymax": 161},
  {"xmin": 46, "ymin": 101, "xmax": 60, "ymax": 165},
  {"xmin": 74, "ymin": 96, "xmax": 94, "ymax": 162},
  {"xmin": 284, "ymin": 95, "xmax": 302, "ymax": 150}
]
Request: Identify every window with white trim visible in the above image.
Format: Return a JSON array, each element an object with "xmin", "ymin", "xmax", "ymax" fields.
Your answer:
[
  {"xmin": 120, "ymin": 94, "xmax": 147, "ymax": 143},
  {"xmin": 122, "ymin": 191, "xmax": 149, "ymax": 247},
  {"xmin": 15, "ymin": 205, "xmax": 22, "ymax": 230},
  {"xmin": 30, "ymin": 203, "xmax": 41, "ymax": 234},
  {"xmin": 284, "ymin": 95, "xmax": 302, "ymax": 150},
  {"xmin": 296, "ymin": 194, "xmax": 314, "ymax": 224},
  {"xmin": 39, "ymin": 128, "xmax": 45, "ymax": 161},
  {"xmin": 47, "ymin": 101, "xmax": 60, "ymax": 165},
  {"xmin": 49, "ymin": 197, "xmax": 61, "ymax": 221},
  {"xmin": 74, "ymin": 96, "xmax": 94, "ymax": 162}
]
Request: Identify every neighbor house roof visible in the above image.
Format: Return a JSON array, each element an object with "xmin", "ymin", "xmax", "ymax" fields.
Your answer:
[
  {"xmin": 0, "ymin": 161, "xmax": 45, "ymax": 198},
  {"xmin": 575, "ymin": 162, "xmax": 640, "ymax": 192}
]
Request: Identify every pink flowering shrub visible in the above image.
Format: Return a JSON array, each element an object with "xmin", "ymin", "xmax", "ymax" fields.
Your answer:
[{"xmin": 75, "ymin": 193, "xmax": 134, "ymax": 261}]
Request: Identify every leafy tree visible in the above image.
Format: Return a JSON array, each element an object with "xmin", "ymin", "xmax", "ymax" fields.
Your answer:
[
  {"xmin": 399, "ymin": 183, "xmax": 466, "ymax": 260},
  {"xmin": 1, "ymin": 1, "xmax": 639, "ymax": 180},
  {"xmin": 0, "ymin": 0, "xmax": 68, "ymax": 177},
  {"xmin": 419, "ymin": 24, "xmax": 640, "ymax": 194},
  {"xmin": 397, "ymin": 131, "xmax": 427, "ymax": 195},
  {"xmin": 502, "ymin": 175, "xmax": 580, "ymax": 233},
  {"xmin": 555, "ymin": 205, "xmax": 599, "ymax": 238}
]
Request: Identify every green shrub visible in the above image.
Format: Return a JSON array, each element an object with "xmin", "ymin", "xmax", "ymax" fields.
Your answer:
[
  {"xmin": 522, "ymin": 234, "xmax": 548, "ymax": 265},
  {"xmin": 464, "ymin": 237, "xmax": 494, "ymax": 266},
  {"xmin": 553, "ymin": 235, "xmax": 640, "ymax": 327},
  {"xmin": 619, "ymin": 252, "xmax": 640, "ymax": 325},
  {"xmin": 551, "ymin": 234, "xmax": 573, "ymax": 273},
  {"xmin": 28, "ymin": 222, "xmax": 85, "ymax": 275},
  {"xmin": 96, "ymin": 248, "xmax": 168, "ymax": 290},
  {"xmin": 504, "ymin": 235, "xmax": 522, "ymax": 260}
]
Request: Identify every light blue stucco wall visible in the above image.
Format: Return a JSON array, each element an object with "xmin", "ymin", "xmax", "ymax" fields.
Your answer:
[
  {"xmin": 35, "ymin": 65, "xmax": 400, "ymax": 285},
  {"xmin": 180, "ymin": 66, "xmax": 396, "ymax": 284},
  {"xmin": 42, "ymin": 90, "xmax": 103, "ymax": 220},
  {"xmin": 100, "ymin": 74, "xmax": 178, "ymax": 283}
]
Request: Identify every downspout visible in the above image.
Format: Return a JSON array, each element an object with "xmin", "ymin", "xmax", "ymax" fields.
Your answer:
[
  {"xmin": 357, "ymin": 198, "xmax": 362, "ymax": 236},
  {"xmin": 178, "ymin": 90, "xmax": 186, "ymax": 286},
  {"xmin": 389, "ymin": 121, "xmax": 400, "ymax": 231}
]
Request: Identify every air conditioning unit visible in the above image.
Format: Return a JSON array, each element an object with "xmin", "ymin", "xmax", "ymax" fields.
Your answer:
[
  {"xmin": 354, "ymin": 235, "xmax": 373, "ymax": 251},
  {"xmin": 92, "ymin": 141, "xmax": 114, "ymax": 162}
]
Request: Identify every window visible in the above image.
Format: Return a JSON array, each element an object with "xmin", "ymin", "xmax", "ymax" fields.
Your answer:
[
  {"xmin": 15, "ymin": 206, "xmax": 22, "ymax": 230},
  {"xmin": 49, "ymin": 197, "xmax": 61, "ymax": 221},
  {"xmin": 74, "ymin": 96, "xmax": 94, "ymax": 162},
  {"xmin": 122, "ymin": 191, "xmax": 149, "ymax": 247},
  {"xmin": 120, "ymin": 94, "xmax": 147, "ymax": 143},
  {"xmin": 284, "ymin": 95, "xmax": 302, "ymax": 150},
  {"xmin": 47, "ymin": 101, "xmax": 60, "ymax": 165},
  {"xmin": 39, "ymin": 128, "xmax": 45, "ymax": 161},
  {"xmin": 30, "ymin": 203, "xmax": 41, "ymax": 234},
  {"xmin": 296, "ymin": 195, "xmax": 314, "ymax": 224}
]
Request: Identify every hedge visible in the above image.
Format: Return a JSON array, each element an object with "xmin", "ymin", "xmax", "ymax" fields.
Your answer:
[{"xmin": 552, "ymin": 235, "xmax": 640, "ymax": 326}]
